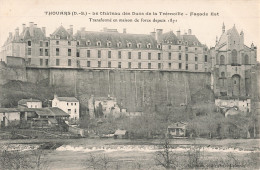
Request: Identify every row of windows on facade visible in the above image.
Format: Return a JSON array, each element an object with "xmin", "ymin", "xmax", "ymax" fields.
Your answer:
[
  {"xmin": 51, "ymin": 49, "xmax": 208, "ymax": 62},
  {"xmin": 27, "ymin": 48, "xmax": 49, "ymax": 56},
  {"xmin": 67, "ymin": 102, "xmax": 77, "ymax": 106},
  {"xmin": 27, "ymin": 40, "xmax": 204, "ymax": 51},
  {"xmin": 54, "ymin": 59, "xmax": 200, "ymax": 70},
  {"xmin": 218, "ymin": 55, "xmax": 250, "ymax": 65},
  {"xmin": 68, "ymin": 109, "xmax": 77, "ymax": 114}
]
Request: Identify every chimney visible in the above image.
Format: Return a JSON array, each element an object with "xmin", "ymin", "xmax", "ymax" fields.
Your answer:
[
  {"xmin": 81, "ymin": 27, "xmax": 86, "ymax": 39},
  {"xmin": 15, "ymin": 27, "xmax": 19, "ymax": 38},
  {"xmin": 29, "ymin": 22, "xmax": 34, "ymax": 36},
  {"xmin": 188, "ymin": 29, "xmax": 192, "ymax": 35},
  {"xmin": 156, "ymin": 29, "xmax": 163, "ymax": 42},
  {"xmin": 150, "ymin": 31, "xmax": 156, "ymax": 39},
  {"xmin": 123, "ymin": 28, "xmax": 126, "ymax": 34},
  {"xmin": 34, "ymin": 24, "xmax": 37, "ymax": 28},
  {"xmin": 177, "ymin": 30, "xmax": 180, "ymax": 37},
  {"xmin": 22, "ymin": 24, "xmax": 26, "ymax": 32},
  {"xmin": 42, "ymin": 27, "xmax": 46, "ymax": 36},
  {"xmin": 69, "ymin": 25, "xmax": 73, "ymax": 35}
]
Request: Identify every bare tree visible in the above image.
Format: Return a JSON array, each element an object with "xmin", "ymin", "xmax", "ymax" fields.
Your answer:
[{"xmin": 83, "ymin": 153, "xmax": 112, "ymax": 170}]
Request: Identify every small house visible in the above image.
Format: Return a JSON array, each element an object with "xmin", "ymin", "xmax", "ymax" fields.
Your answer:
[
  {"xmin": 114, "ymin": 129, "xmax": 128, "ymax": 139},
  {"xmin": 18, "ymin": 98, "xmax": 42, "ymax": 108},
  {"xmin": 167, "ymin": 122, "xmax": 187, "ymax": 138}
]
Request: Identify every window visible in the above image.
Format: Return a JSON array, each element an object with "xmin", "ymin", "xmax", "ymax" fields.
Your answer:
[
  {"xmin": 186, "ymin": 64, "xmax": 188, "ymax": 70},
  {"xmin": 77, "ymin": 60, "xmax": 80, "ymax": 67},
  {"xmin": 118, "ymin": 51, "xmax": 121, "ymax": 59},
  {"xmin": 168, "ymin": 45, "xmax": 171, "ymax": 49},
  {"xmin": 168, "ymin": 63, "xmax": 171, "ymax": 69},
  {"xmin": 195, "ymin": 64, "xmax": 198, "ymax": 70},
  {"xmin": 148, "ymin": 53, "xmax": 151, "ymax": 60},
  {"xmin": 186, "ymin": 54, "xmax": 188, "ymax": 61},
  {"xmin": 68, "ymin": 41, "xmax": 71, "ymax": 45},
  {"xmin": 68, "ymin": 109, "xmax": 71, "ymax": 114},
  {"xmin": 179, "ymin": 46, "xmax": 181, "ymax": 50},
  {"xmin": 98, "ymin": 50, "xmax": 101, "ymax": 58},
  {"xmin": 77, "ymin": 41, "xmax": 80, "ymax": 45},
  {"xmin": 40, "ymin": 41, "xmax": 43, "ymax": 47},
  {"xmin": 56, "ymin": 41, "xmax": 59, "ymax": 45},
  {"xmin": 87, "ymin": 50, "xmax": 90, "ymax": 57},
  {"xmin": 128, "ymin": 52, "xmax": 131, "ymax": 59},
  {"xmin": 56, "ymin": 59, "xmax": 60, "ymax": 66},
  {"xmin": 98, "ymin": 61, "xmax": 101, "ymax": 67},
  {"xmin": 45, "ymin": 59, "xmax": 48, "ymax": 66},
  {"xmin": 87, "ymin": 41, "xmax": 91, "ymax": 46},
  {"xmin": 185, "ymin": 47, "xmax": 188, "ymax": 51},
  {"xmin": 75, "ymin": 109, "xmax": 77, "ymax": 113},
  {"xmin": 148, "ymin": 63, "xmax": 151, "ymax": 69},
  {"xmin": 147, "ymin": 44, "xmax": 151, "ymax": 48},
  {"xmin": 68, "ymin": 59, "xmax": 71, "ymax": 66},
  {"xmin": 28, "ymin": 58, "xmax": 31, "ymax": 64},
  {"xmin": 179, "ymin": 53, "xmax": 181, "ymax": 60},
  {"xmin": 232, "ymin": 49, "xmax": 238, "ymax": 64},
  {"xmin": 168, "ymin": 52, "xmax": 171, "ymax": 60},
  {"xmin": 158, "ymin": 53, "xmax": 161, "ymax": 60},
  {"xmin": 71, "ymin": 103, "xmax": 73, "ymax": 106},
  {"xmin": 45, "ymin": 49, "xmax": 49, "ymax": 56},
  {"xmin": 138, "ymin": 62, "xmax": 141, "ymax": 69},
  {"xmin": 204, "ymin": 55, "xmax": 208, "ymax": 62},
  {"xmin": 117, "ymin": 42, "xmax": 122, "ymax": 47},
  {"xmin": 127, "ymin": 43, "xmax": 132, "ymax": 48},
  {"xmin": 40, "ymin": 59, "xmax": 43, "ymax": 66},
  {"xmin": 108, "ymin": 61, "xmax": 111, "ymax": 68},
  {"xmin": 138, "ymin": 52, "xmax": 141, "ymax": 59},
  {"xmin": 220, "ymin": 55, "xmax": 225, "ymax": 65},
  {"xmin": 128, "ymin": 62, "xmax": 131, "ymax": 68},
  {"xmin": 28, "ymin": 41, "xmax": 31, "ymax": 46},
  {"xmin": 45, "ymin": 42, "xmax": 48, "ymax": 47},
  {"xmin": 195, "ymin": 48, "xmax": 197, "ymax": 51},
  {"xmin": 179, "ymin": 63, "xmax": 182, "ymax": 69},
  {"xmin": 107, "ymin": 42, "xmax": 111, "ymax": 47},
  {"xmin": 76, "ymin": 50, "xmax": 80, "ymax": 57},
  {"xmin": 28, "ymin": 48, "xmax": 31, "ymax": 55},
  {"xmin": 157, "ymin": 44, "xmax": 161, "ymax": 49},
  {"xmin": 244, "ymin": 55, "xmax": 249, "ymax": 64},
  {"xmin": 40, "ymin": 48, "xmax": 43, "ymax": 56},
  {"xmin": 195, "ymin": 55, "xmax": 198, "ymax": 62},
  {"xmin": 158, "ymin": 63, "xmax": 161, "ymax": 69},
  {"xmin": 68, "ymin": 49, "xmax": 71, "ymax": 56},
  {"xmin": 108, "ymin": 51, "xmax": 111, "ymax": 58},
  {"xmin": 118, "ymin": 62, "xmax": 121, "ymax": 68},
  {"xmin": 56, "ymin": 48, "xmax": 59, "ymax": 56},
  {"xmin": 137, "ymin": 43, "xmax": 141, "ymax": 48},
  {"xmin": 87, "ymin": 61, "xmax": 91, "ymax": 67}
]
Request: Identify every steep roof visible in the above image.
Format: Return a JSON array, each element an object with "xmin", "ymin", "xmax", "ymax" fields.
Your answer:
[
  {"xmin": 20, "ymin": 27, "xmax": 46, "ymax": 42},
  {"xmin": 179, "ymin": 34, "xmax": 202, "ymax": 46},
  {"xmin": 161, "ymin": 31, "xmax": 179, "ymax": 45},
  {"xmin": 33, "ymin": 107, "xmax": 69, "ymax": 117},
  {"xmin": 74, "ymin": 30, "xmax": 158, "ymax": 50},
  {"xmin": 51, "ymin": 25, "xmax": 72, "ymax": 40},
  {"xmin": 216, "ymin": 25, "xmax": 239, "ymax": 50},
  {"xmin": 114, "ymin": 129, "xmax": 127, "ymax": 135},
  {"xmin": 168, "ymin": 122, "xmax": 187, "ymax": 129}
]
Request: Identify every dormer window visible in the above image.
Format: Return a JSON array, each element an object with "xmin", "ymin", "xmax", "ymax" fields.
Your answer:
[
  {"xmin": 127, "ymin": 42, "xmax": 132, "ymax": 48},
  {"xmin": 97, "ymin": 41, "xmax": 101, "ymax": 46},
  {"xmin": 178, "ymin": 40, "xmax": 182, "ymax": 44},
  {"xmin": 147, "ymin": 43, "xmax": 151, "ymax": 49},
  {"xmin": 107, "ymin": 41, "xmax": 111, "ymax": 47},
  {"xmin": 55, "ymin": 35, "xmax": 60, "ymax": 39},
  {"xmin": 137, "ymin": 43, "xmax": 141, "ymax": 48},
  {"xmin": 157, "ymin": 44, "xmax": 161, "ymax": 49},
  {"xmin": 193, "ymin": 42, "xmax": 196, "ymax": 46},
  {"xmin": 77, "ymin": 41, "xmax": 80, "ymax": 45},
  {"xmin": 117, "ymin": 42, "xmax": 122, "ymax": 47},
  {"xmin": 28, "ymin": 41, "xmax": 31, "ymax": 46},
  {"xmin": 86, "ymin": 40, "xmax": 91, "ymax": 46}
]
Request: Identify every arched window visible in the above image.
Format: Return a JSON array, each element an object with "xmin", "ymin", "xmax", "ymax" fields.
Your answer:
[
  {"xmin": 244, "ymin": 55, "xmax": 249, "ymax": 65},
  {"xmin": 220, "ymin": 55, "xmax": 225, "ymax": 65},
  {"xmin": 232, "ymin": 49, "xmax": 238, "ymax": 64}
]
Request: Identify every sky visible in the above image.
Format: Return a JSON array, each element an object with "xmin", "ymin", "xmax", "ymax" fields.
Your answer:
[{"xmin": 0, "ymin": 0, "xmax": 259, "ymax": 60}]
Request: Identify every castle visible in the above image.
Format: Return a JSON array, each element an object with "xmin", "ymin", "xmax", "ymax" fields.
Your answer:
[{"xmin": 0, "ymin": 22, "xmax": 258, "ymax": 113}]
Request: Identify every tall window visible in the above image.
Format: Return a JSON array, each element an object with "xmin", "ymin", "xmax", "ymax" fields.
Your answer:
[
  {"xmin": 98, "ymin": 50, "xmax": 101, "ymax": 58},
  {"xmin": 128, "ymin": 62, "xmax": 131, "ymax": 68},
  {"xmin": 186, "ymin": 54, "xmax": 188, "ymax": 61},
  {"xmin": 148, "ymin": 63, "xmax": 151, "ymax": 69},
  {"xmin": 56, "ymin": 48, "xmax": 59, "ymax": 56},
  {"xmin": 108, "ymin": 61, "xmax": 111, "ymax": 68},
  {"xmin": 40, "ymin": 48, "xmax": 43, "ymax": 56},
  {"xmin": 179, "ymin": 46, "xmax": 181, "ymax": 50},
  {"xmin": 87, "ymin": 61, "xmax": 91, "ymax": 67},
  {"xmin": 148, "ymin": 53, "xmax": 151, "ymax": 60},
  {"xmin": 45, "ymin": 42, "xmax": 48, "ymax": 47},
  {"xmin": 56, "ymin": 59, "xmax": 60, "ymax": 66},
  {"xmin": 195, "ymin": 64, "xmax": 198, "ymax": 70},
  {"xmin": 138, "ymin": 62, "xmax": 141, "ymax": 69},
  {"xmin": 204, "ymin": 55, "xmax": 208, "ymax": 62},
  {"xmin": 56, "ymin": 41, "xmax": 59, "ymax": 45},
  {"xmin": 186, "ymin": 64, "xmax": 188, "ymax": 70},
  {"xmin": 87, "ymin": 50, "xmax": 90, "ymax": 57},
  {"xmin": 77, "ymin": 60, "xmax": 80, "ymax": 67},
  {"xmin": 68, "ymin": 59, "xmax": 71, "ymax": 66},
  {"xmin": 76, "ymin": 50, "xmax": 80, "ymax": 57},
  {"xmin": 128, "ymin": 52, "xmax": 131, "ymax": 59},
  {"xmin": 28, "ymin": 41, "xmax": 31, "ymax": 46},
  {"xmin": 108, "ymin": 51, "xmax": 111, "ymax": 58},
  {"xmin": 40, "ymin": 59, "xmax": 43, "ymax": 66},
  {"xmin": 45, "ymin": 59, "xmax": 48, "ymax": 66},
  {"xmin": 185, "ymin": 47, "xmax": 188, "ymax": 51},
  {"xmin": 244, "ymin": 55, "xmax": 249, "ymax": 64},
  {"xmin": 158, "ymin": 53, "xmax": 161, "ymax": 60},
  {"xmin": 98, "ymin": 61, "xmax": 101, "ymax": 67},
  {"xmin": 40, "ymin": 41, "xmax": 43, "ymax": 47},
  {"xmin": 232, "ymin": 49, "xmax": 238, "ymax": 64},
  {"xmin": 118, "ymin": 51, "xmax": 121, "ymax": 59},
  {"xmin": 45, "ymin": 49, "xmax": 49, "ymax": 56},
  {"xmin": 220, "ymin": 55, "xmax": 225, "ymax": 65},
  {"xmin": 28, "ymin": 48, "xmax": 32, "ymax": 55},
  {"xmin": 118, "ymin": 62, "xmax": 121, "ymax": 68},
  {"xmin": 138, "ymin": 52, "xmax": 141, "ymax": 59},
  {"xmin": 179, "ymin": 63, "xmax": 182, "ymax": 69},
  {"xmin": 179, "ymin": 53, "xmax": 182, "ymax": 60},
  {"xmin": 195, "ymin": 55, "xmax": 198, "ymax": 62},
  {"xmin": 168, "ymin": 52, "xmax": 171, "ymax": 60},
  {"xmin": 68, "ymin": 49, "xmax": 71, "ymax": 56},
  {"xmin": 158, "ymin": 63, "xmax": 161, "ymax": 69},
  {"xmin": 168, "ymin": 63, "xmax": 171, "ymax": 69}
]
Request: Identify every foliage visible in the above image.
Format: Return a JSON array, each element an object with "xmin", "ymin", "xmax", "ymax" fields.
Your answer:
[{"xmin": 82, "ymin": 153, "xmax": 112, "ymax": 170}]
